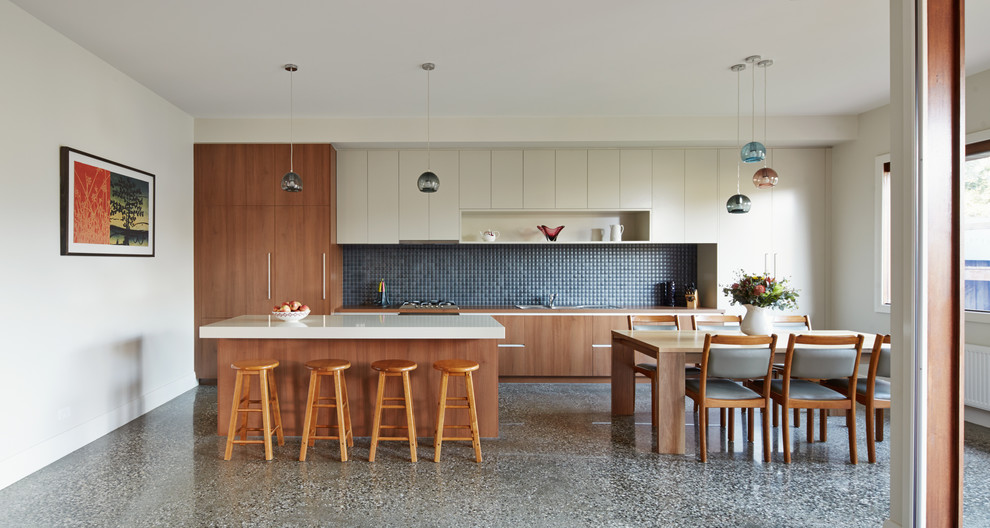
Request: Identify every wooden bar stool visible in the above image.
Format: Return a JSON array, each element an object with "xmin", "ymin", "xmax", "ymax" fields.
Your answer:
[
  {"xmin": 433, "ymin": 359, "xmax": 482, "ymax": 463},
  {"xmin": 299, "ymin": 359, "xmax": 354, "ymax": 462},
  {"xmin": 224, "ymin": 359, "xmax": 284, "ymax": 461},
  {"xmin": 369, "ymin": 359, "xmax": 418, "ymax": 462}
]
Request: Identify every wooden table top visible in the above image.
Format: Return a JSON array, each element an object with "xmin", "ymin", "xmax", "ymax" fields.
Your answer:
[{"xmin": 611, "ymin": 329, "xmax": 881, "ymax": 353}]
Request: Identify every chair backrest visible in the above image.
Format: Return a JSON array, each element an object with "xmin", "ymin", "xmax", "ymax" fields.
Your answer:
[
  {"xmin": 691, "ymin": 314, "xmax": 742, "ymax": 331},
  {"xmin": 702, "ymin": 334, "xmax": 777, "ymax": 380},
  {"xmin": 869, "ymin": 334, "xmax": 892, "ymax": 379},
  {"xmin": 628, "ymin": 314, "xmax": 679, "ymax": 331},
  {"xmin": 773, "ymin": 314, "xmax": 812, "ymax": 332},
  {"xmin": 784, "ymin": 334, "xmax": 864, "ymax": 380}
]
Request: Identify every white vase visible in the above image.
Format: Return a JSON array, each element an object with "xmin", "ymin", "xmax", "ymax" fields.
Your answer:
[{"xmin": 740, "ymin": 304, "xmax": 774, "ymax": 336}]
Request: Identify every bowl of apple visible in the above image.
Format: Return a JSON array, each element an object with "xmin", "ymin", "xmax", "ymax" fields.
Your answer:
[{"xmin": 272, "ymin": 300, "xmax": 310, "ymax": 322}]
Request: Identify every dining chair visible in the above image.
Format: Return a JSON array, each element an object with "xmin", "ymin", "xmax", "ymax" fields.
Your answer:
[
  {"xmin": 769, "ymin": 315, "xmax": 813, "ymax": 428},
  {"xmin": 746, "ymin": 333, "xmax": 864, "ymax": 464},
  {"xmin": 690, "ymin": 314, "xmax": 742, "ymax": 331},
  {"xmin": 627, "ymin": 315, "xmax": 681, "ymax": 427},
  {"xmin": 685, "ymin": 334, "xmax": 777, "ymax": 462},
  {"xmin": 823, "ymin": 334, "xmax": 891, "ymax": 463}
]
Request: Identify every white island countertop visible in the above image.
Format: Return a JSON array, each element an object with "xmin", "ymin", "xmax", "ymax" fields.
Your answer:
[{"xmin": 200, "ymin": 314, "xmax": 506, "ymax": 340}]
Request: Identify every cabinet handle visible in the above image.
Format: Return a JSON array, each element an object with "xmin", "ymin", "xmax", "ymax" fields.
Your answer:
[
  {"xmin": 267, "ymin": 253, "xmax": 272, "ymax": 300},
  {"xmin": 773, "ymin": 253, "xmax": 778, "ymax": 277},
  {"xmin": 764, "ymin": 253, "xmax": 769, "ymax": 275},
  {"xmin": 591, "ymin": 344, "xmax": 612, "ymax": 348},
  {"xmin": 497, "ymin": 344, "xmax": 525, "ymax": 348},
  {"xmin": 322, "ymin": 253, "xmax": 326, "ymax": 300}
]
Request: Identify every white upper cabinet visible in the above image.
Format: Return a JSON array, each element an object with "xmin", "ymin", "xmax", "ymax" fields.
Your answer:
[
  {"xmin": 555, "ymin": 150, "xmax": 588, "ymax": 208},
  {"xmin": 491, "ymin": 150, "xmax": 523, "ymax": 208},
  {"xmin": 683, "ymin": 149, "xmax": 719, "ymax": 243},
  {"xmin": 587, "ymin": 150, "xmax": 620, "ymax": 209},
  {"xmin": 716, "ymin": 148, "xmax": 772, "ymax": 304},
  {"xmin": 428, "ymin": 151, "xmax": 460, "ymax": 240},
  {"xmin": 620, "ymin": 150, "xmax": 653, "ymax": 208},
  {"xmin": 336, "ymin": 150, "xmax": 369, "ymax": 244},
  {"xmin": 523, "ymin": 150, "xmax": 556, "ymax": 208},
  {"xmin": 366, "ymin": 150, "xmax": 399, "ymax": 243},
  {"xmin": 651, "ymin": 150, "xmax": 685, "ymax": 243},
  {"xmin": 459, "ymin": 150, "xmax": 491, "ymax": 209},
  {"xmin": 398, "ymin": 150, "xmax": 430, "ymax": 241}
]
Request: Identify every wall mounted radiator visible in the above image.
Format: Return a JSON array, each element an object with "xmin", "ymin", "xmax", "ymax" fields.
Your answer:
[{"xmin": 965, "ymin": 344, "xmax": 990, "ymax": 411}]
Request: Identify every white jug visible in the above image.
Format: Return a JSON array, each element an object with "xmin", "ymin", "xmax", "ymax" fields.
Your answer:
[{"xmin": 610, "ymin": 224, "xmax": 625, "ymax": 241}]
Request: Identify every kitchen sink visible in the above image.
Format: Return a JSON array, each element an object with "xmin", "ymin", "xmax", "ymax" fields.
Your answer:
[{"xmin": 515, "ymin": 304, "xmax": 551, "ymax": 309}]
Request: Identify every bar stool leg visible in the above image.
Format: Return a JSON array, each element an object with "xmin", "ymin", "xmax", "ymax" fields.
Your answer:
[
  {"xmin": 465, "ymin": 370, "xmax": 482, "ymax": 463},
  {"xmin": 434, "ymin": 371, "xmax": 450, "ymax": 462},
  {"xmin": 341, "ymin": 373, "xmax": 354, "ymax": 447},
  {"xmin": 299, "ymin": 370, "xmax": 319, "ymax": 461},
  {"xmin": 238, "ymin": 378, "xmax": 251, "ymax": 441},
  {"xmin": 224, "ymin": 371, "xmax": 245, "ymax": 460},
  {"xmin": 369, "ymin": 371, "xmax": 386, "ymax": 462},
  {"xmin": 259, "ymin": 370, "xmax": 274, "ymax": 461},
  {"xmin": 309, "ymin": 374, "xmax": 322, "ymax": 447},
  {"xmin": 333, "ymin": 371, "xmax": 349, "ymax": 462},
  {"xmin": 268, "ymin": 373, "xmax": 284, "ymax": 446},
  {"xmin": 402, "ymin": 371, "xmax": 418, "ymax": 462}
]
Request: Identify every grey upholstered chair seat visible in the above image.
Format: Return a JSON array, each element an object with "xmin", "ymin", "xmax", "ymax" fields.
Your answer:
[
  {"xmin": 686, "ymin": 379, "xmax": 762, "ymax": 400},
  {"xmin": 752, "ymin": 379, "xmax": 848, "ymax": 400},
  {"xmin": 826, "ymin": 378, "xmax": 891, "ymax": 400}
]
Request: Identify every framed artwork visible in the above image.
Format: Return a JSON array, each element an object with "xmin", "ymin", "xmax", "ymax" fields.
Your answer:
[{"xmin": 60, "ymin": 147, "xmax": 155, "ymax": 256}]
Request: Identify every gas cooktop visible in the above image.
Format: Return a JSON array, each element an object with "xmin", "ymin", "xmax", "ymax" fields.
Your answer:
[{"xmin": 397, "ymin": 300, "xmax": 460, "ymax": 314}]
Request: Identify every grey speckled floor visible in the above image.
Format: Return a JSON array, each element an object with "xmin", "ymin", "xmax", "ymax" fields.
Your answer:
[{"xmin": 1, "ymin": 383, "xmax": 989, "ymax": 527}]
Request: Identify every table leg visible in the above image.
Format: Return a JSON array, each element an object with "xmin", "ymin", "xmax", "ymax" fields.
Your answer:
[
  {"xmin": 655, "ymin": 351, "xmax": 686, "ymax": 454},
  {"xmin": 611, "ymin": 339, "xmax": 635, "ymax": 415}
]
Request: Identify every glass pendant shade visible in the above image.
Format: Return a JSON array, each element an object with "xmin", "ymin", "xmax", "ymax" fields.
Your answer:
[
  {"xmin": 741, "ymin": 141, "xmax": 766, "ymax": 163},
  {"xmin": 281, "ymin": 171, "xmax": 303, "ymax": 192},
  {"xmin": 417, "ymin": 171, "xmax": 439, "ymax": 193},
  {"xmin": 726, "ymin": 193, "xmax": 752, "ymax": 214},
  {"xmin": 752, "ymin": 167, "xmax": 779, "ymax": 189}
]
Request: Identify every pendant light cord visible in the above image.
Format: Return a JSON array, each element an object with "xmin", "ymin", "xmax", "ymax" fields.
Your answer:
[
  {"xmin": 289, "ymin": 67, "xmax": 294, "ymax": 173},
  {"xmin": 763, "ymin": 62, "xmax": 768, "ymax": 168},
  {"xmin": 426, "ymin": 65, "xmax": 431, "ymax": 169},
  {"xmin": 736, "ymin": 65, "xmax": 742, "ymax": 194},
  {"xmin": 751, "ymin": 62, "xmax": 756, "ymax": 145}
]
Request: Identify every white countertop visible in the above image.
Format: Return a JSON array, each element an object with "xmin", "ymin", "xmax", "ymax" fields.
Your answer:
[{"xmin": 199, "ymin": 314, "xmax": 506, "ymax": 340}]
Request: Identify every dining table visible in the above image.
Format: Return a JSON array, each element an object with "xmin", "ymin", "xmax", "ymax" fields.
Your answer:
[{"xmin": 610, "ymin": 329, "xmax": 880, "ymax": 454}]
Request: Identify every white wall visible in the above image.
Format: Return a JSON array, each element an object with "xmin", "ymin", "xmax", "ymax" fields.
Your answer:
[{"xmin": 0, "ymin": 0, "xmax": 195, "ymax": 489}]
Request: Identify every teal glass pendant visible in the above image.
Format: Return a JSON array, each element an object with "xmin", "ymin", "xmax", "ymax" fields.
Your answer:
[
  {"xmin": 741, "ymin": 141, "xmax": 766, "ymax": 163},
  {"xmin": 726, "ymin": 194, "xmax": 751, "ymax": 214}
]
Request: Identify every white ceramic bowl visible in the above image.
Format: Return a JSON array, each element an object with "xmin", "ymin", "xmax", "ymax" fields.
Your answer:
[{"xmin": 272, "ymin": 309, "xmax": 310, "ymax": 322}]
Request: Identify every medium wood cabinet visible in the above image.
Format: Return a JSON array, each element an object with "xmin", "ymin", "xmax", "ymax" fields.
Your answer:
[{"xmin": 193, "ymin": 143, "xmax": 341, "ymax": 381}]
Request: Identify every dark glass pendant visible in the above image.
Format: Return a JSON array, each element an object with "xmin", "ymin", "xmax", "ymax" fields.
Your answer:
[
  {"xmin": 417, "ymin": 171, "xmax": 439, "ymax": 192},
  {"xmin": 726, "ymin": 194, "xmax": 751, "ymax": 214},
  {"xmin": 281, "ymin": 171, "xmax": 302, "ymax": 192}
]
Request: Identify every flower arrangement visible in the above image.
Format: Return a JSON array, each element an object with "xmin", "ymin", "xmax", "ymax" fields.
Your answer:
[{"xmin": 722, "ymin": 270, "xmax": 799, "ymax": 310}]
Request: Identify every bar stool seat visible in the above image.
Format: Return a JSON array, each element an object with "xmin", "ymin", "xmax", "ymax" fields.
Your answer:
[
  {"xmin": 369, "ymin": 359, "xmax": 418, "ymax": 462},
  {"xmin": 224, "ymin": 359, "xmax": 284, "ymax": 461},
  {"xmin": 433, "ymin": 359, "xmax": 482, "ymax": 463},
  {"xmin": 299, "ymin": 359, "xmax": 354, "ymax": 462}
]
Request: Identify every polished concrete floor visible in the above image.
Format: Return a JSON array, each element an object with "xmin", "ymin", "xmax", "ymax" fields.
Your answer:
[{"xmin": 1, "ymin": 383, "xmax": 989, "ymax": 527}]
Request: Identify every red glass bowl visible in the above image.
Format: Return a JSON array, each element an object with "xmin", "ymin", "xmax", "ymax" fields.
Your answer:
[{"xmin": 537, "ymin": 225, "xmax": 565, "ymax": 241}]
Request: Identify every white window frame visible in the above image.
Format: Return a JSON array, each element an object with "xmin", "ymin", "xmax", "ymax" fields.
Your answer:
[
  {"xmin": 875, "ymin": 154, "xmax": 891, "ymax": 313},
  {"xmin": 965, "ymin": 129, "xmax": 990, "ymax": 324}
]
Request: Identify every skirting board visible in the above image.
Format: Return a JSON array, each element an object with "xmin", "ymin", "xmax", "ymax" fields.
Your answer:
[
  {"xmin": 0, "ymin": 372, "xmax": 198, "ymax": 491},
  {"xmin": 966, "ymin": 405, "xmax": 990, "ymax": 429}
]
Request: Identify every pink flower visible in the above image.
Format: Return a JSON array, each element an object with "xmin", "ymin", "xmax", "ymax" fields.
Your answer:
[
  {"xmin": 731, "ymin": 283, "xmax": 739, "ymax": 290},
  {"xmin": 754, "ymin": 285, "xmax": 766, "ymax": 295}
]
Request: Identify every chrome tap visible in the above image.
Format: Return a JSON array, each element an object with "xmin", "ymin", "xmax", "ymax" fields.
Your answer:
[{"xmin": 548, "ymin": 293, "xmax": 557, "ymax": 308}]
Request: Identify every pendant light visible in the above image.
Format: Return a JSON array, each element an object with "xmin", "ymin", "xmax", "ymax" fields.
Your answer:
[
  {"xmin": 280, "ymin": 64, "xmax": 303, "ymax": 192},
  {"xmin": 740, "ymin": 55, "xmax": 766, "ymax": 163},
  {"xmin": 753, "ymin": 58, "xmax": 779, "ymax": 189},
  {"xmin": 417, "ymin": 62, "xmax": 439, "ymax": 193},
  {"xmin": 727, "ymin": 63, "xmax": 751, "ymax": 214}
]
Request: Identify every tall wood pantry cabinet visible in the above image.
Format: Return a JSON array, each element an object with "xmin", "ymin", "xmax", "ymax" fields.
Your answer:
[{"xmin": 193, "ymin": 143, "xmax": 342, "ymax": 381}]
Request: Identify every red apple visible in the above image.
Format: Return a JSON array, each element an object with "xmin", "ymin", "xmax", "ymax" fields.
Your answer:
[
  {"xmin": 290, "ymin": 300, "xmax": 303, "ymax": 311},
  {"xmin": 280, "ymin": 305, "xmax": 292, "ymax": 313},
  {"xmin": 273, "ymin": 306, "xmax": 281, "ymax": 312},
  {"xmin": 299, "ymin": 304, "xmax": 310, "ymax": 312}
]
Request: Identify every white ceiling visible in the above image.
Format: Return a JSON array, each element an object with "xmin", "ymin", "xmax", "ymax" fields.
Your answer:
[{"xmin": 10, "ymin": 0, "xmax": 990, "ymax": 121}]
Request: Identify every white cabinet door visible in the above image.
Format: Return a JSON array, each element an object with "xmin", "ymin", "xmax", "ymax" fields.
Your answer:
[
  {"xmin": 620, "ymin": 150, "xmax": 653, "ymax": 208},
  {"xmin": 716, "ymin": 148, "xmax": 773, "ymax": 308},
  {"xmin": 587, "ymin": 150, "xmax": 620, "ymax": 209},
  {"xmin": 459, "ymin": 150, "xmax": 491, "ymax": 209},
  {"xmin": 491, "ymin": 150, "xmax": 523, "ymax": 208},
  {"xmin": 683, "ymin": 149, "xmax": 719, "ymax": 243},
  {"xmin": 651, "ymin": 150, "xmax": 684, "ymax": 243},
  {"xmin": 398, "ymin": 150, "xmax": 430, "ymax": 241},
  {"xmin": 367, "ymin": 150, "xmax": 399, "ymax": 243},
  {"xmin": 769, "ymin": 148, "xmax": 827, "ymax": 323},
  {"xmin": 523, "ymin": 150, "xmax": 556, "ymax": 208},
  {"xmin": 555, "ymin": 150, "xmax": 588, "ymax": 208},
  {"xmin": 336, "ymin": 150, "xmax": 368, "ymax": 243},
  {"xmin": 429, "ymin": 151, "xmax": 460, "ymax": 240}
]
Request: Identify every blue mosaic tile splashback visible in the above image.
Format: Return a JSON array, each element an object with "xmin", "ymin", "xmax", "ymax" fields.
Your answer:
[{"xmin": 342, "ymin": 244, "xmax": 697, "ymax": 307}]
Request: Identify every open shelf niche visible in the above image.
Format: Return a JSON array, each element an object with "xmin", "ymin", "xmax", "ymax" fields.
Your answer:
[{"xmin": 460, "ymin": 209, "xmax": 651, "ymax": 243}]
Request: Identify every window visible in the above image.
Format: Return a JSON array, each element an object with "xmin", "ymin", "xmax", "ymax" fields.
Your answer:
[
  {"xmin": 876, "ymin": 155, "xmax": 891, "ymax": 312},
  {"xmin": 964, "ymin": 139, "xmax": 990, "ymax": 312}
]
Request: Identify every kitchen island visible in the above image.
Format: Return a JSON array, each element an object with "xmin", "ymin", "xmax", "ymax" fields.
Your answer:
[{"xmin": 200, "ymin": 314, "xmax": 504, "ymax": 438}]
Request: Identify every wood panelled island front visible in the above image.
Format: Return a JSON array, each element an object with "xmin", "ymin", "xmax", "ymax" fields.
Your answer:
[{"xmin": 200, "ymin": 314, "xmax": 504, "ymax": 438}]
